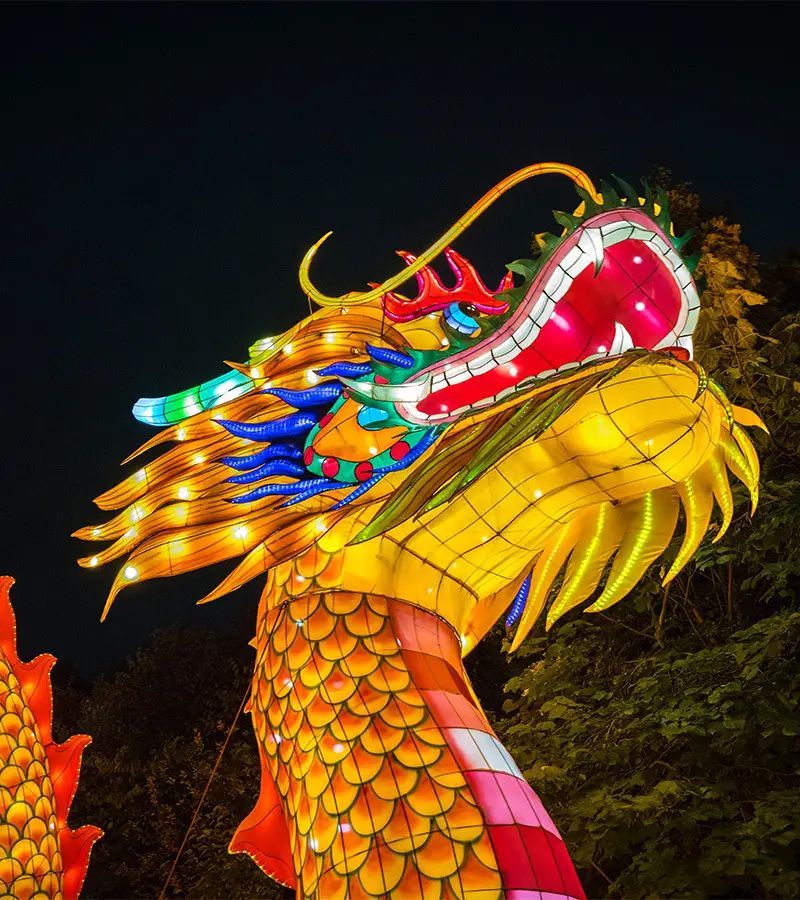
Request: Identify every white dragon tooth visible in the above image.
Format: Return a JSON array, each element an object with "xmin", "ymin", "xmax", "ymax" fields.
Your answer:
[
  {"xmin": 599, "ymin": 221, "xmax": 633, "ymax": 245},
  {"xmin": 580, "ymin": 227, "xmax": 605, "ymax": 276},
  {"xmin": 467, "ymin": 353, "xmax": 495, "ymax": 375},
  {"xmin": 339, "ymin": 375, "xmax": 431, "ymax": 403},
  {"xmin": 492, "ymin": 339, "xmax": 517, "ymax": 365},
  {"xmin": 610, "ymin": 321, "xmax": 635, "ymax": 355}
]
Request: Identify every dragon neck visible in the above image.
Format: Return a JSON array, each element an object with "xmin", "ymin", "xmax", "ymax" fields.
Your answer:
[{"xmin": 233, "ymin": 588, "xmax": 585, "ymax": 899}]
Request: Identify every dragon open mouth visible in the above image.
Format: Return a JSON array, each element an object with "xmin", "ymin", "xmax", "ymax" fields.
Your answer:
[{"xmin": 398, "ymin": 208, "xmax": 699, "ymax": 423}]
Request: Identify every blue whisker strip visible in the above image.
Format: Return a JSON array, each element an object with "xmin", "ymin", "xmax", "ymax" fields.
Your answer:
[
  {"xmin": 279, "ymin": 480, "xmax": 347, "ymax": 508},
  {"xmin": 263, "ymin": 384, "xmax": 342, "ymax": 408},
  {"xmin": 316, "ymin": 362, "xmax": 371, "ymax": 378},
  {"xmin": 221, "ymin": 443, "xmax": 303, "ymax": 471},
  {"xmin": 366, "ymin": 344, "xmax": 414, "ymax": 369},
  {"xmin": 226, "ymin": 459, "xmax": 307, "ymax": 485},
  {"xmin": 219, "ymin": 412, "xmax": 318, "ymax": 441},
  {"xmin": 330, "ymin": 474, "xmax": 384, "ymax": 510},
  {"xmin": 375, "ymin": 428, "xmax": 441, "ymax": 474}
]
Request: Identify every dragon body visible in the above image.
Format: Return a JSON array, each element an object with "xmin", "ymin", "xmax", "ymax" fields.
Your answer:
[
  {"xmin": 77, "ymin": 164, "xmax": 762, "ymax": 898},
  {"xmin": 0, "ymin": 577, "xmax": 101, "ymax": 899}
]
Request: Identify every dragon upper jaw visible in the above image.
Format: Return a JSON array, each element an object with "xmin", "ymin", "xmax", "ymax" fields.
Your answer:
[{"xmin": 394, "ymin": 208, "xmax": 700, "ymax": 425}]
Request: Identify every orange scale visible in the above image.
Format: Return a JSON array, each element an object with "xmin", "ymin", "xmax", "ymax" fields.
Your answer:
[
  {"xmin": 413, "ymin": 724, "xmax": 448, "ymax": 749},
  {"xmin": 434, "ymin": 795, "xmax": 485, "ymax": 843},
  {"xmin": 272, "ymin": 665, "xmax": 295, "ymax": 700},
  {"xmin": 266, "ymin": 695, "xmax": 289, "ymax": 729},
  {"xmin": 286, "ymin": 637, "xmax": 313, "ymax": 676},
  {"xmin": 18, "ymin": 781, "xmax": 43, "ymax": 809},
  {"xmin": 365, "ymin": 664, "xmax": 410, "ymax": 695},
  {"xmin": 25, "ymin": 760, "xmax": 46, "ymax": 783},
  {"xmin": 379, "ymin": 697, "xmax": 426, "ymax": 730},
  {"xmin": 390, "ymin": 872, "xmax": 443, "ymax": 900},
  {"xmin": 0, "ymin": 733, "xmax": 17, "ymax": 759},
  {"xmin": 316, "ymin": 865, "xmax": 350, "ymax": 900},
  {"xmin": 5, "ymin": 801, "xmax": 34, "ymax": 832},
  {"xmin": 310, "ymin": 807, "xmax": 339, "ymax": 855},
  {"xmin": 0, "ymin": 858, "xmax": 23, "ymax": 886},
  {"xmin": 9, "ymin": 874, "xmax": 37, "ymax": 900},
  {"xmin": 328, "ymin": 708, "xmax": 371, "ymax": 743},
  {"xmin": 317, "ymin": 734, "xmax": 352, "ymax": 768},
  {"xmin": 357, "ymin": 843, "xmax": 407, "ymax": 895},
  {"xmin": 274, "ymin": 561, "xmax": 293, "ymax": 587},
  {"xmin": 377, "ymin": 800, "xmax": 431, "ymax": 857},
  {"xmin": 260, "ymin": 648, "xmax": 284, "ymax": 680},
  {"xmin": 295, "ymin": 546, "xmax": 330, "ymax": 580},
  {"xmin": 288, "ymin": 745, "xmax": 318, "ymax": 781},
  {"xmin": 295, "ymin": 791, "xmax": 319, "ymax": 837},
  {"xmin": 337, "ymin": 873, "xmax": 373, "ymax": 900},
  {"xmin": 270, "ymin": 618, "xmax": 298, "ymax": 656},
  {"xmin": 304, "ymin": 607, "xmax": 337, "ymax": 642},
  {"xmin": 8, "ymin": 747, "xmax": 33, "ymax": 771},
  {"xmin": 0, "ymin": 713, "xmax": 23, "ymax": 739},
  {"xmin": 322, "ymin": 591, "xmax": 363, "ymax": 616},
  {"xmin": 364, "ymin": 594, "xmax": 389, "ymax": 617},
  {"xmin": 301, "ymin": 846, "xmax": 323, "ymax": 893},
  {"xmin": 37, "ymin": 834, "xmax": 56, "ymax": 861},
  {"xmin": 289, "ymin": 594, "xmax": 322, "ymax": 622},
  {"xmin": 470, "ymin": 830, "xmax": 501, "ymax": 871},
  {"xmin": 359, "ymin": 718, "xmax": 405, "ymax": 757},
  {"xmin": 40, "ymin": 873, "xmax": 60, "ymax": 896},
  {"xmin": 413, "ymin": 830, "xmax": 465, "ymax": 880},
  {"xmin": 330, "ymin": 828, "xmax": 372, "ymax": 877},
  {"xmin": 393, "ymin": 685, "xmax": 428, "ymax": 709},
  {"xmin": 406, "ymin": 772, "xmax": 455, "ymax": 818},
  {"xmin": 363, "ymin": 621, "xmax": 402, "ymax": 657},
  {"xmin": 23, "ymin": 852, "xmax": 50, "ymax": 877},
  {"xmin": 345, "ymin": 604, "xmax": 386, "ymax": 638},
  {"xmin": 318, "ymin": 621, "xmax": 358, "ymax": 662},
  {"xmin": 425, "ymin": 752, "xmax": 467, "ymax": 790},
  {"xmin": 299, "ymin": 655, "xmax": 335, "ymax": 689},
  {"xmin": 294, "ymin": 720, "xmax": 323, "ymax": 755},
  {"xmin": 371, "ymin": 757, "xmax": 420, "ymax": 802},
  {"xmin": 304, "ymin": 755, "xmax": 332, "ymax": 800},
  {"xmin": 10, "ymin": 837, "xmax": 37, "ymax": 865},
  {"xmin": 339, "ymin": 745, "xmax": 384, "ymax": 785},
  {"xmin": 316, "ymin": 553, "xmax": 345, "ymax": 590},
  {"xmin": 318, "ymin": 669, "xmax": 357, "ymax": 705},
  {"xmin": 321, "ymin": 769, "xmax": 360, "ymax": 817},
  {"xmin": 0, "ymin": 823, "xmax": 20, "ymax": 853},
  {"xmin": 348, "ymin": 784, "xmax": 395, "ymax": 836},
  {"xmin": 338, "ymin": 644, "xmax": 380, "ymax": 679},
  {"xmin": 346, "ymin": 684, "xmax": 391, "ymax": 718},
  {"xmin": 279, "ymin": 706, "xmax": 304, "ymax": 742},
  {"xmin": 393, "ymin": 734, "xmax": 443, "ymax": 770},
  {"xmin": 305, "ymin": 695, "xmax": 340, "ymax": 730}
]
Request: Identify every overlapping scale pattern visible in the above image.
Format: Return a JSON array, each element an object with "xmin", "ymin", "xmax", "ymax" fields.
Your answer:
[
  {"xmin": 235, "ymin": 573, "xmax": 583, "ymax": 899},
  {"xmin": 0, "ymin": 578, "xmax": 101, "ymax": 900}
]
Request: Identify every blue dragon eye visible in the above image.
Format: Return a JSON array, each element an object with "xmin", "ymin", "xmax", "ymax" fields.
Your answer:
[{"xmin": 443, "ymin": 302, "xmax": 480, "ymax": 336}]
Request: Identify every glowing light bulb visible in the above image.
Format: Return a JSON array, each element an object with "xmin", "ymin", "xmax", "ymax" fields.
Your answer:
[
  {"xmin": 283, "ymin": 343, "xmax": 293, "ymax": 355},
  {"xmin": 324, "ymin": 333, "xmax": 335, "ymax": 343},
  {"xmin": 296, "ymin": 574, "xmax": 306, "ymax": 583},
  {"xmin": 596, "ymin": 344, "xmax": 608, "ymax": 353},
  {"xmin": 635, "ymin": 301, "xmax": 646, "ymax": 311},
  {"xmin": 295, "ymin": 619, "xmax": 305, "ymax": 627},
  {"xmin": 92, "ymin": 527, "xmax": 101, "ymax": 537},
  {"xmin": 368, "ymin": 446, "xmax": 378, "ymax": 456},
  {"xmin": 193, "ymin": 454, "xmax": 205, "ymax": 465},
  {"xmin": 534, "ymin": 489, "xmax": 543, "ymax": 499},
  {"xmin": 633, "ymin": 255, "xmax": 643, "ymax": 264},
  {"xmin": 333, "ymin": 743, "xmax": 344, "ymax": 754},
  {"xmin": 177, "ymin": 486, "xmax": 190, "ymax": 500},
  {"xmin": 135, "ymin": 469, "xmax": 146, "ymax": 482},
  {"xmin": 124, "ymin": 565, "xmax": 138, "ymax": 581},
  {"xmin": 250, "ymin": 366, "xmax": 262, "ymax": 378},
  {"xmin": 130, "ymin": 506, "xmax": 143, "ymax": 522},
  {"xmin": 125, "ymin": 527, "xmax": 136, "ymax": 539},
  {"xmin": 306, "ymin": 369, "xmax": 320, "ymax": 384},
  {"xmin": 315, "ymin": 518, "xmax": 327, "ymax": 534},
  {"xmin": 89, "ymin": 556, "xmax": 99, "ymax": 567},
  {"xmin": 233, "ymin": 525, "xmax": 248, "ymax": 540},
  {"xmin": 441, "ymin": 338, "xmax": 449, "ymax": 347},
  {"xmin": 508, "ymin": 364, "xmax": 518, "ymax": 377},
  {"xmin": 176, "ymin": 427, "xmax": 186, "ymax": 441}
]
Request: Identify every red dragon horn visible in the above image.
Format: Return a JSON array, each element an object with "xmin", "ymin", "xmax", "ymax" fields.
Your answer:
[{"xmin": 383, "ymin": 247, "xmax": 512, "ymax": 323}]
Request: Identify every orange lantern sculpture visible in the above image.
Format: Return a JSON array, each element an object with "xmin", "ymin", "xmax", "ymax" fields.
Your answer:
[
  {"xmin": 0, "ymin": 577, "xmax": 102, "ymax": 899},
  {"xmin": 77, "ymin": 163, "xmax": 762, "ymax": 898}
]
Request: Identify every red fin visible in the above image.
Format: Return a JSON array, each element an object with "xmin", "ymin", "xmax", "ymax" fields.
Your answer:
[
  {"xmin": 229, "ymin": 745, "xmax": 295, "ymax": 888},
  {"xmin": 1, "ymin": 575, "xmax": 103, "ymax": 898}
]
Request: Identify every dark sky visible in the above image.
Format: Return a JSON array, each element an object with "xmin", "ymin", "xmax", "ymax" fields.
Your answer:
[{"xmin": 2, "ymin": 2, "xmax": 796, "ymax": 672}]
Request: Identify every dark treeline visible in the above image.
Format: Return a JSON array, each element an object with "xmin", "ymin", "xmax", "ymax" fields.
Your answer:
[{"xmin": 54, "ymin": 177, "xmax": 800, "ymax": 899}]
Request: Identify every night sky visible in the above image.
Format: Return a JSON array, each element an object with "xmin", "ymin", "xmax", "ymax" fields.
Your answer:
[{"xmin": 3, "ymin": 3, "xmax": 796, "ymax": 672}]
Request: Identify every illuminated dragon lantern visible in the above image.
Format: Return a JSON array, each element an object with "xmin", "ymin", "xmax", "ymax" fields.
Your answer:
[
  {"xmin": 0, "ymin": 577, "xmax": 102, "ymax": 899},
  {"xmin": 76, "ymin": 163, "xmax": 763, "ymax": 899}
]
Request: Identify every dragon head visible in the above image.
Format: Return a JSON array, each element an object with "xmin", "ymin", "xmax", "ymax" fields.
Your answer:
[{"xmin": 77, "ymin": 163, "xmax": 763, "ymax": 654}]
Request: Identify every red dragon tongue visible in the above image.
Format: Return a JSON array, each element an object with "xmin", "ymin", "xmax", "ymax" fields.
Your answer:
[{"xmin": 0, "ymin": 576, "xmax": 102, "ymax": 900}]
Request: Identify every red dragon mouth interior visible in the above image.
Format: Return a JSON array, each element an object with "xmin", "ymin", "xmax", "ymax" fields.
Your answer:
[{"xmin": 399, "ymin": 208, "xmax": 700, "ymax": 423}]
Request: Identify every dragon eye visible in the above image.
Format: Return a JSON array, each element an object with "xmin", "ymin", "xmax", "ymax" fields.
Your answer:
[{"xmin": 443, "ymin": 302, "xmax": 480, "ymax": 336}]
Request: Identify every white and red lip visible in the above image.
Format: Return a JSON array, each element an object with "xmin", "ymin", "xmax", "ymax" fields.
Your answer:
[{"xmin": 393, "ymin": 208, "xmax": 700, "ymax": 425}]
